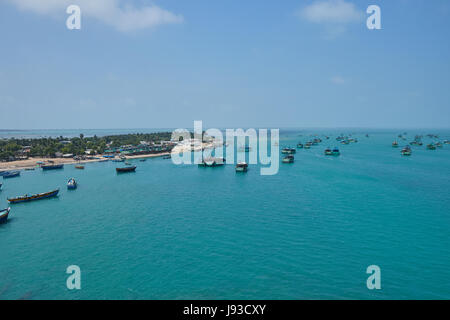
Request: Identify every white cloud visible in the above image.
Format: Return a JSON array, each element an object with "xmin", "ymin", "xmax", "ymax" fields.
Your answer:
[
  {"xmin": 330, "ymin": 76, "xmax": 346, "ymax": 85},
  {"xmin": 299, "ymin": 0, "xmax": 362, "ymax": 23},
  {"xmin": 5, "ymin": 0, "xmax": 183, "ymax": 31}
]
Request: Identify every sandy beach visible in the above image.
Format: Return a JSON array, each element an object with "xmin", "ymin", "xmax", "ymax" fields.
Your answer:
[{"xmin": 0, "ymin": 142, "xmax": 219, "ymax": 171}]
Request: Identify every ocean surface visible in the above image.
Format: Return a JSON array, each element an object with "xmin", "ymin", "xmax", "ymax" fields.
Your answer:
[{"xmin": 1, "ymin": 129, "xmax": 449, "ymax": 300}]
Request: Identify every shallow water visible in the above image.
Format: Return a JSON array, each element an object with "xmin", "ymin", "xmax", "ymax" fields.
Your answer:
[{"xmin": 0, "ymin": 129, "xmax": 449, "ymax": 299}]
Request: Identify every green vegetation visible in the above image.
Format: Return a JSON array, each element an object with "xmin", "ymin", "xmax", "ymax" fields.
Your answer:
[{"xmin": 0, "ymin": 132, "xmax": 173, "ymax": 161}]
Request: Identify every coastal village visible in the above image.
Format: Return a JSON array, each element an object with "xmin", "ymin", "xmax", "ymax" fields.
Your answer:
[{"xmin": 0, "ymin": 132, "xmax": 218, "ymax": 171}]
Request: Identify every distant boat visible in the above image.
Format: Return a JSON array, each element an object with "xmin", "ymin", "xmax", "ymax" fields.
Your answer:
[
  {"xmin": 75, "ymin": 165, "xmax": 85, "ymax": 169},
  {"xmin": 324, "ymin": 148, "xmax": 333, "ymax": 156},
  {"xmin": 235, "ymin": 162, "xmax": 248, "ymax": 172},
  {"xmin": 332, "ymin": 148, "xmax": 340, "ymax": 156},
  {"xmin": 401, "ymin": 146, "xmax": 412, "ymax": 156},
  {"xmin": 139, "ymin": 159, "xmax": 146, "ymax": 162},
  {"xmin": 3, "ymin": 171, "xmax": 20, "ymax": 179},
  {"xmin": 41, "ymin": 164, "xmax": 64, "ymax": 170},
  {"xmin": 281, "ymin": 147, "xmax": 296, "ymax": 154},
  {"xmin": 282, "ymin": 155, "xmax": 294, "ymax": 163},
  {"xmin": 67, "ymin": 178, "xmax": 77, "ymax": 190},
  {"xmin": 392, "ymin": 141, "xmax": 399, "ymax": 148},
  {"xmin": 198, "ymin": 157, "xmax": 225, "ymax": 167},
  {"xmin": 116, "ymin": 166, "xmax": 136, "ymax": 173},
  {"xmin": 297, "ymin": 143, "xmax": 304, "ymax": 149},
  {"xmin": 163, "ymin": 155, "xmax": 172, "ymax": 160},
  {"xmin": 112, "ymin": 158, "xmax": 125, "ymax": 162},
  {"xmin": 25, "ymin": 168, "xmax": 35, "ymax": 171},
  {"xmin": 8, "ymin": 189, "xmax": 59, "ymax": 204},
  {"xmin": 0, "ymin": 207, "xmax": 11, "ymax": 224},
  {"xmin": 427, "ymin": 144, "xmax": 436, "ymax": 150},
  {"xmin": 0, "ymin": 171, "xmax": 11, "ymax": 176},
  {"xmin": 125, "ymin": 162, "xmax": 132, "ymax": 165},
  {"xmin": 0, "ymin": 182, "xmax": 2, "ymax": 190}
]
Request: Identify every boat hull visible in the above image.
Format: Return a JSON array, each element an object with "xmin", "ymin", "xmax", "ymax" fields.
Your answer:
[
  {"xmin": 116, "ymin": 166, "xmax": 136, "ymax": 173},
  {"xmin": 42, "ymin": 164, "xmax": 64, "ymax": 170},
  {"xmin": 0, "ymin": 208, "xmax": 10, "ymax": 224},
  {"xmin": 8, "ymin": 189, "xmax": 59, "ymax": 204},
  {"xmin": 3, "ymin": 171, "xmax": 20, "ymax": 179}
]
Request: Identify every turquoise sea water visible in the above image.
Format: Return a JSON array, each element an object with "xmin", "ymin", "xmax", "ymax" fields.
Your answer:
[{"xmin": 1, "ymin": 129, "xmax": 449, "ymax": 300}]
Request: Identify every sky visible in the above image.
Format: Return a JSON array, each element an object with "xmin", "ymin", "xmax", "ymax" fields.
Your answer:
[{"xmin": 0, "ymin": 0, "xmax": 449, "ymax": 130}]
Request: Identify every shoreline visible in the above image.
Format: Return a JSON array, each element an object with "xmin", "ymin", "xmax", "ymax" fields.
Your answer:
[{"xmin": 0, "ymin": 142, "xmax": 219, "ymax": 171}]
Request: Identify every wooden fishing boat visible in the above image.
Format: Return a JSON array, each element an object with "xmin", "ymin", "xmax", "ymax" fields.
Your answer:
[
  {"xmin": 41, "ymin": 164, "xmax": 64, "ymax": 170},
  {"xmin": 282, "ymin": 155, "xmax": 294, "ymax": 163},
  {"xmin": 235, "ymin": 162, "xmax": 248, "ymax": 172},
  {"xmin": 75, "ymin": 165, "xmax": 85, "ymax": 169},
  {"xmin": 116, "ymin": 166, "xmax": 136, "ymax": 173},
  {"xmin": 281, "ymin": 147, "xmax": 296, "ymax": 154},
  {"xmin": 3, "ymin": 171, "xmax": 20, "ymax": 179},
  {"xmin": 198, "ymin": 157, "xmax": 225, "ymax": 167},
  {"xmin": 401, "ymin": 146, "xmax": 412, "ymax": 156},
  {"xmin": 0, "ymin": 207, "xmax": 11, "ymax": 224},
  {"xmin": 67, "ymin": 178, "xmax": 77, "ymax": 190},
  {"xmin": 7, "ymin": 189, "xmax": 59, "ymax": 204}
]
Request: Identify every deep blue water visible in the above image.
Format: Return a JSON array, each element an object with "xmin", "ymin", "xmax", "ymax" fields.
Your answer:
[{"xmin": 0, "ymin": 129, "xmax": 449, "ymax": 299}]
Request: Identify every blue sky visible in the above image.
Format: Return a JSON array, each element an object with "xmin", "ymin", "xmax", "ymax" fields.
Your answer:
[{"xmin": 0, "ymin": 0, "xmax": 449, "ymax": 129}]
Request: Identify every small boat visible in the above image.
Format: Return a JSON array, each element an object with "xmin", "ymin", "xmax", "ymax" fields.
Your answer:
[
  {"xmin": 426, "ymin": 144, "xmax": 436, "ymax": 150},
  {"xmin": 41, "ymin": 164, "xmax": 64, "ymax": 170},
  {"xmin": 341, "ymin": 140, "xmax": 350, "ymax": 145},
  {"xmin": 282, "ymin": 155, "xmax": 294, "ymax": 163},
  {"xmin": 67, "ymin": 178, "xmax": 77, "ymax": 190},
  {"xmin": 401, "ymin": 146, "xmax": 412, "ymax": 156},
  {"xmin": 25, "ymin": 168, "xmax": 35, "ymax": 171},
  {"xmin": 324, "ymin": 148, "xmax": 333, "ymax": 156},
  {"xmin": 163, "ymin": 155, "xmax": 172, "ymax": 160},
  {"xmin": 116, "ymin": 166, "xmax": 136, "ymax": 173},
  {"xmin": 332, "ymin": 148, "xmax": 340, "ymax": 156},
  {"xmin": 0, "ymin": 207, "xmax": 11, "ymax": 224},
  {"xmin": 435, "ymin": 142, "xmax": 443, "ymax": 148},
  {"xmin": 125, "ymin": 162, "xmax": 132, "ymax": 165},
  {"xmin": 112, "ymin": 158, "xmax": 125, "ymax": 163},
  {"xmin": 0, "ymin": 171, "xmax": 11, "ymax": 177},
  {"xmin": 297, "ymin": 143, "xmax": 304, "ymax": 149},
  {"xmin": 75, "ymin": 165, "xmax": 85, "ymax": 169},
  {"xmin": 281, "ymin": 147, "xmax": 296, "ymax": 154},
  {"xmin": 392, "ymin": 141, "xmax": 399, "ymax": 148},
  {"xmin": 304, "ymin": 143, "xmax": 311, "ymax": 149},
  {"xmin": 235, "ymin": 162, "xmax": 248, "ymax": 172},
  {"xmin": 0, "ymin": 182, "xmax": 2, "ymax": 190},
  {"xmin": 139, "ymin": 159, "xmax": 147, "ymax": 162},
  {"xmin": 8, "ymin": 189, "xmax": 59, "ymax": 204},
  {"xmin": 198, "ymin": 157, "xmax": 225, "ymax": 167},
  {"xmin": 3, "ymin": 171, "xmax": 20, "ymax": 179},
  {"xmin": 444, "ymin": 140, "xmax": 450, "ymax": 145}
]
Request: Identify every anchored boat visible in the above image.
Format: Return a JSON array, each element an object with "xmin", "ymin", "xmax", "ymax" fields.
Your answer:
[
  {"xmin": 75, "ymin": 165, "xmax": 85, "ymax": 169},
  {"xmin": 332, "ymin": 148, "xmax": 340, "ymax": 156},
  {"xmin": 401, "ymin": 146, "xmax": 412, "ymax": 156},
  {"xmin": 324, "ymin": 148, "xmax": 333, "ymax": 156},
  {"xmin": 281, "ymin": 147, "xmax": 296, "ymax": 154},
  {"xmin": 7, "ymin": 189, "xmax": 59, "ymax": 204},
  {"xmin": 3, "ymin": 171, "xmax": 20, "ymax": 179},
  {"xmin": 0, "ymin": 207, "xmax": 11, "ymax": 224},
  {"xmin": 427, "ymin": 144, "xmax": 436, "ymax": 150},
  {"xmin": 282, "ymin": 155, "xmax": 294, "ymax": 163},
  {"xmin": 297, "ymin": 143, "xmax": 304, "ymax": 149},
  {"xmin": 116, "ymin": 166, "xmax": 137, "ymax": 173},
  {"xmin": 235, "ymin": 162, "xmax": 248, "ymax": 172},
  {"xmin": 41, "ymin": 164, "xmax": 64, "ymax": 170},
  {"xmin": 392, "ymin": 141, "xmax": 399, "ymax": 148},
  {"xmin": 67, "ymin": 178, "xmax": 77, "ymax": 190},
  {"xmin": 198, "ymin": 157, "xmax": 225, "ymax": 167}
]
